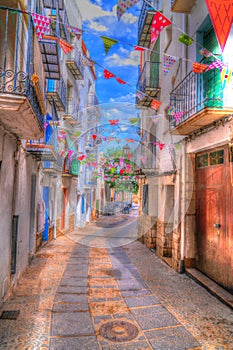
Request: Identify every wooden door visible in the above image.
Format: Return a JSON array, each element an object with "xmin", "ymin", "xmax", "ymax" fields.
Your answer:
[{"xmin": 196, "ymin": 146, "xmax": 233, "ymax": 292}]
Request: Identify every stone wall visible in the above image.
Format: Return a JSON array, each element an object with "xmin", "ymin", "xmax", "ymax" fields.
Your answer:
[{"xmin": 138, "ymin": 213, "xmax": 157, "ymax": 249}]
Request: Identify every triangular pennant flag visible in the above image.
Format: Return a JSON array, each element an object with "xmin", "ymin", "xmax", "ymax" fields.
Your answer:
[
  {"xmin": 151, "ymin": 99, "xmax": 162, "ymax": 111},
  {"xmin": 129, "ymin": 118, "xmax": 139, "ymax": 125},
  {"xmin": 151, "ymin": 12, "xmax": 171, "ymax": 44},
  {"xmin": 173, "ymin": 112, "xmax": 183, "ymax": 123},
  {"xmin": 116, "ymin": 77, "xmax": 126, "ymax": 84},
  {"xmin": 67, "ymin": 26, "xmax": 82, "ymax": 40},
  {"xmin": 109, "ymin": 120, "xmax": 119, "ymax": 125},
  {"xmin": 136, "ymin": 90, "xmax": 145, "ymax": 100},
  {"xmin": 178, "ymin": 33, "xmax": 194, "ymax": 46},
  {"xmin": 31, "ymin": 12, "xmax": 51, "ymax": 40},
  {"xmin": 59, "ymin": 38, "xmax": 74, "ymax": 54},
  {"xmin": 104, "ymin": 69, "xmax": 115, "ymax": 79},
  {"xmin": 205, "ymin": 0, "xmax": 233, "ymax": 52},
  {"xmin": 100, "ymin": 36, "xmax": 118, "ymax": 54},
  {"xmin": 199, "ymin": 48, "xmax": 213, "ymax": 57},
  {"xmin": 154, "ymin": 142, "xmax": 165, "ymax": 150},
  {"xmin": 163, "ymin": 54, "xmax": 178, "ymax": 75},
  {"xmin": 206, "ymin": 60, "xmax": 225, "ymax": 71},
  {"xmin": 221, "ymin": 67, "xmax": 232, "ymax": 89},
  {"xmin": 117, "ymin": 0, "xmax": 140, "ymax": 21},
  {"xmin": 81, "ymin": 56, "xmax": 95, "ymax": 67},
  {"xmin": 134, "ymin": 45, "xmax": 146, "ymax": 52},
  {"xmin": 192, "ymin": 62, "xmax": 208, "ymax": 74}
]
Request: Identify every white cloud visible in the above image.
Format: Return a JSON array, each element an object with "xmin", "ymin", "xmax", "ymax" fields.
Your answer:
[
  {"xmin": 76, "ymin": 0, "xmax": 113, "ymax": 21},
  {"xmin": 119, "ymin": 47, "xmax": 129, "ymax": 54},
  {"xmin": 105, "ymin": 51, "xmax": 140, "ymax": 67},
  {"xmin": 88, "ymin": 20, "xmax": 108, "ymax": 32}
]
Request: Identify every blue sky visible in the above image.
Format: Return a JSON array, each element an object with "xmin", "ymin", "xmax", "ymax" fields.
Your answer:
[{"xmin": 77, "ymin": 0, "xmax": 141, "ymax": 105}]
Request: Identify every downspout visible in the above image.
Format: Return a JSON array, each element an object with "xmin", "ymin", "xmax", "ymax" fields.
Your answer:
[{"xmin": 180, "ymin": 142, "xmax": 186, "ymax": 273}]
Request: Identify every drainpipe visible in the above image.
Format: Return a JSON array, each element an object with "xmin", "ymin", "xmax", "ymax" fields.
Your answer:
[
  {"xmin": 53, "ymin": 177, "xmax": 57, "ymax": 240},
  {"xmin": 180, "ymin": 142, "xmax": 186, "ymax": 273}
]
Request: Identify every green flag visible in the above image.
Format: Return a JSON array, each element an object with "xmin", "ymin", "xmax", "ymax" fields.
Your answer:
[
  {"xmin": 100, "ymin": 36, "xmax": 118, "ymax": 54},
  {"xmin": 178, "ymin": 33, "xmax": 194, "ymax": 46}
]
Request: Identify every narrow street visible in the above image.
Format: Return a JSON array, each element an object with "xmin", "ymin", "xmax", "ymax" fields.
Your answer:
[{"xmin": 0, "ymin": 216, "xmax": 232, "ymax": 350}]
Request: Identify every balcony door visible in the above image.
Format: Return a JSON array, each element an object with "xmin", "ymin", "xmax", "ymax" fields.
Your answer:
[{"xmin": 203, "ymin": 27, "xmax": 223, "ymax": 109}]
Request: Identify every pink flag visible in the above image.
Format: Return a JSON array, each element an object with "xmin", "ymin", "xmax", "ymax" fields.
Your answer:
[{"xmin": 31, "ymin": 13, "xmax": 51, "ymax": 40}]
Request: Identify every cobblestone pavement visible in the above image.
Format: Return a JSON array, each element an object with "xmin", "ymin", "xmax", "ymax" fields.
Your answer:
[{"xmin": 0, "ymin": 218, "xmax": 233, "ymax": 349}]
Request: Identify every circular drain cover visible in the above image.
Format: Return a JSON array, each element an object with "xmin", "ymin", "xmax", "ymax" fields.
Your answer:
[{"xmin": 99, "ymin": 320, "xmax": 139, "ymax": 342}]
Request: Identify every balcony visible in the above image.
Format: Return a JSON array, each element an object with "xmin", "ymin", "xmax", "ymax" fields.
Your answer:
[
  {"xmin": 136, "ymin": 61, "xmax": 160, "ymax": 108},
  {"xmin": 0, "ymin": 69, "xmax": 44, "ymax": 139},
  {"xmin": 170, "ymin": 0, "xmax": 196, "ymax": 13},
  {"xmin": 43, "ymin": 0, "xmax": 64, "ymax": 10},
  {"xmin": 46, "ymin": 78, "xmax": 67, "ymax": 111},
  {"xmin": 26, "ymin": 126, "xmax": 58, "ymax": 161},
  {"xmin": 87, "ymin": 92, "xmax": 100, "ymax": 117},
  {"xmin": 63, "ymin": 98, "xmax": 79, "ymax": 124},
  {"xmin": 138, "ymin": 1, "xmax": 160, "ymax": 47},
  {"xmin": 62, "ymin": 158, "xmax": 79, "ymax": 177},
  {"xmin": 43, "ymin": 156, "xmax": 63, "ymax": 176},
  {"xmin": 66, "ymin": 46, "xmax": 83, "ymax": 80},
  {"xmin": 169, "ymin": 61, "xmax": 233, "ymax": 135},
  {"xmin": 39, "ymin": 36, "xmax": 60, "ymax": 80},
  {"xmin": 50, "ymin": 8, "xmax": 70, "ymax": 41}
]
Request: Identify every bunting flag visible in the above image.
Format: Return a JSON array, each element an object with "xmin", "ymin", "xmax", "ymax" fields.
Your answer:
[
  {"xmin": 81, "ymin": 56, "xmax": 95, "ymax": 67},
  {"xmin": 104, "ymin": 69, "xmax": 116, "ymax": 79},
  {"xmin": 192, "ymin": 62, "xmax": 208, "ymax": 74},
  {"xmin": 154, "ymin": 142, "xmax": 165, "ymax": 150},
  {"xmin": 178, "ymin": 33, "xmax": 194, "ymax": 46},
  {"xmin": 100, "ymin": 36, "xmax": 118, "ymax": 54},
  {"xmin": 205, "ymin": 60, "xmax": 225, "ymax": 71},
  {"xmin": 205, "ymin": 0, "xmax": 233, "ymax": 52},
  {"xmin": 59, "ymin": 38, "xmax": 74, "ymax": 54},
  {"xmin": 117, "ymin": 0, "xmax": 140, "ymax": 20},
  {"xmin": 199, "ymin": 48, "xmax": 213, "ymax": 57},
  {"xmin": 116, "ymin": 77, "xmax": 126, "ymax": 84},
  {"xmin": 67, "ymin": 26, "xmax": 82, "ymax": 40},
  {"xmin": 119, "ymin": 157, "xmax": 124, "ymax": 167},
  {"xmin": 129, "ymin": 117, "xmax": 140, "ymax": 125},
  {"xmin": 136, "ymin": 90, "xmax": 145, "ymax": 100},
  {"xmin": 163, "ymin": 55, "xmax": 178, "ymax": 75},
  {"xmin": 109, "ymin": 119, "xmax": 119, "ymax": 125},
  {"xmin": 31, "ymin": 13, "xmax": 51, "ymax": 40},
  {"xmin": 221, "ymin": 68, "xmax": 232, "ymax": 87},
  {"xmin": 78, "ymin": 155, "xmax": 86, "ymax": 161},
  {"xmin": 126, "ymin": 139, "xmax": 135, "ymax": 143},
  {"xmin": 151, "ymin": 99, "xmax": 162, "ymax": 111},
  {"xmin": 134, "ymin": 45, "xmax": 146, "ymax": 52},
  {"xmin": 151, "ymin": 12, "xmax": 171, "ymax": 45},
  {"xmin": 92, "ymin": 134, "xmax": 97, "ymax": 140},
  {"xmin": 173, "ymin": 112, "xmax": 183, "ymax": 123}
]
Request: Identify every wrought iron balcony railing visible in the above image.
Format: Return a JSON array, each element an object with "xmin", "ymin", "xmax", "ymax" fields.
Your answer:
[
  {"xmin": 46, "ymin": 78, "xmax": 67, "ymax": 111},
  {"xmin": 0, "ymin": 68, "xmax": 44, "ymax": 129},
  {"xmin": 137, "ymin": 61, "xmax": 160, "ymax": 95},
  {"xmin": 66, "ymin": 46, "xmax": 84, "ymax": 80},
  {"xmin": 138, "ymin": 0, "xmax": 161, "ymax": 47},
  {"xmin": 169, "ymin": 58, "xmax": 233, "ymax": 134},
  {"xmin": 43, "ymin": 0, "xmax": 64, "ymax": 10},
  {"xmin": 63, "ymin": 97, "xmax": 79, "ymax": 124}
]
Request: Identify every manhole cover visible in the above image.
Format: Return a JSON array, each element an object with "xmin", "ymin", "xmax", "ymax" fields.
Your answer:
[
  {"xmin": 0, "ymin": 310, "xmax": 20, "ymax": 320},
  {"xmin": 99, "ymin": 320, "xmax": 139, "ymax": 342}
]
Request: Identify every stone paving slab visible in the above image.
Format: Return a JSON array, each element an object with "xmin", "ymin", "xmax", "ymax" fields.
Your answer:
[
  {"xmin": 56, "ymin": 285, "xmax": 88, "ymax": 294},
  {"xmin": 101, "ymin": 341, "xmax": 151, "ymax": 350},
  {"xmin": 131, "ymin": 309, "xmax": 180, "ymax": 331},
  {"xmin": 145, "ymin": 326, "xmax": 201, "ymax": 350},
  {"xmin": 52, "ymin": 302, "xmax": 89, "ymax": 312},
  {"xmin": 59, "ymin": 277, "xmax": 88, "ymax": 287},
  {"xmin": 121, "ymin": 289, "xmax": 152, "ymax": 297},
  {"xmin": 124, "ymin": 295, "xmax": 160, "ymax": 308},
  {"xmin": 54, "ymin": 293, "xmax": 87, "ymax": 303},
  {"xmin": 50, "ymin": 336, "xmax": 99, "ymax": 350},
  {"xmin": 51, "ymin": 312, "xmax": 95, "ymax": 336}
]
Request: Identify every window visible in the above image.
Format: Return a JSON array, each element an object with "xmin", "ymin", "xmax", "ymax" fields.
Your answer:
[
  {"xmin": 142, "ymin": 184, "xmax": 149, "ymax": 214},
  {"xmin": 196, "ymin": 149, "xmax": 224, "ymax": 168}
]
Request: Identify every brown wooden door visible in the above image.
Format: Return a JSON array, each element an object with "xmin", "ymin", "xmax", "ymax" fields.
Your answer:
[{"xmin": 196, "ymin": 146, "xmax": 233, "ymax": 292}]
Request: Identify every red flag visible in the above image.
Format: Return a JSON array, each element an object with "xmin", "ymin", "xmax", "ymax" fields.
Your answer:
[
  {"xmin": 59, "ymin": 38, "xmax": 74, "ymax": 54},
  {"xmin": 104, "ymin": 69, "xmax": 115, "ymax": 79},
  {"xmin": 205, "ymin": 0, "xmax": 233, "ymax": 51},
  {"xmin": 192, "ymin": 62, "xmax": 208, "ymax": 74},
  {"xmin": 151, "ymin": 99, "xmax": 161, "ymax": 111},
  {"xmin": 109, "ymin": 119, "xmax": 119, "ymax": 125},
  {"xmin": 116, "ymin": 77, "xmax": 126, "ymax": 84},
  {"xmin": 134, "ymin": 45, "xmax": 146, "ymax": 52},
  {"xmin": 151, "ymin": 12, "xmax": 171, "ymax": 44},
  {"xmin": 92, "ymin": 134, "xmax": 97, "ymax": 140}
]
